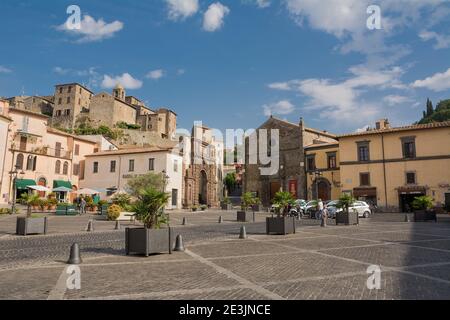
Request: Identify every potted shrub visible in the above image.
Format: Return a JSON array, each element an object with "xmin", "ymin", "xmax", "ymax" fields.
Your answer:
[
  {"xmin": 412, "ymin": 196, "xmax": 437, "ymax": 222},
  {"xmin": 237, "ymin": 192, "xmax": 256, "ymax": 222},
  {"xmin": 125, "ymin": 187, "xmax": 174, "ymax": 256},
  {"xmin": 200, "ymin": 205, "xmax": 207, "ymax": 211},
  {"xmin": 47, "ymin": 197, "xmax": 58, "ymax": 211},
  {"xmin": 107, "ymin": 204, "xmax": 122, "ymax": 221},
  {"xmin": 39, "ymin": 199, "xmax": 49, "ymax": 212},
  {"xmin": 191, "ymin": 205, "xmax": 198, "ymax": 212},
  {"xmin": 336, "ymin": 194, "xmax": 359, "ymax": 226},
  {"xmin": 21, "ymin": 193, "xmax": 39, "ymax": 215},
  {"xmin": 266, "ymin": 191, "xmax": 296, "ymax": 235},
  {"xmin": 16, "ymin": 196, "xmax": 48, "ymax": 236},
  {"xmin": 221, "ymin": 197, "xmax": 233, "ymax": 210}
]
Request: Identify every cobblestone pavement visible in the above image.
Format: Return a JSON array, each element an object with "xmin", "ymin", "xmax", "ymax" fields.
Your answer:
[{"xmin": 1, "ymin": 210, "xmax": 450, "ymax": 300}]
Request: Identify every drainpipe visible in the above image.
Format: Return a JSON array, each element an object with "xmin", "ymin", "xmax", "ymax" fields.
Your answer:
[{"xmin": 381, "ymin": 133, "xmax": 388, "ymax": 209}]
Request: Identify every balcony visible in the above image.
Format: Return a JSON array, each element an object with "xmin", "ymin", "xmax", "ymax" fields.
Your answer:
[{"xmin": 11, "ymin": 145, "xmax": 72, "ymax": 160}]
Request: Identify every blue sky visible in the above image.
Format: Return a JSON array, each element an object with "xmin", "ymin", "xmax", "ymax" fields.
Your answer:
[{"xmin": 0, "ymin": 0, "xmax": 449, "ymax": 134}]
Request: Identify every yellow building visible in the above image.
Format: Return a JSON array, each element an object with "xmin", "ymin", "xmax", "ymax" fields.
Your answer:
[
  {"xmin": 338, "ymin": 119, "xmax": 450, "ymax": 212},
  {"xmin": 305, "ymin": 142, "xmax": 341, "ymax": 201}
]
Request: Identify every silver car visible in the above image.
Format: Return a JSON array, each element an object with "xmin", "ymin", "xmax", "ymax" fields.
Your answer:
[{"xmin": 329, "ymin": 201, "xmax": 372, "ymax": 219}]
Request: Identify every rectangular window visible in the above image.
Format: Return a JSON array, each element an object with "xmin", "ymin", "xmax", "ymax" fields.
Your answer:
[
  {"xmin": 55, "ymin": 142, "xmax": 62, "ymax": 158},
  {"xmin": 306, "ymin": 156, "xmax": 316, "ymax": 172},
  {"xmin": 327, "ymin": 153, "xmax": 337, "ymax": 169},
  {"xmin": 68, "ymin": 86, "xmax": 72, "ymax": 93},
  {"xmin": 73, "ymin": 163, "xmax": 79, "ymax": 176},
  {"xmin": 67, "ymin": 97, "xmax": 71, "ymax": 104},
  {"xmin": 149, "ymin": 158, "xmax": 155, "ymax": 171},
  {"xmin": 110, "ymin": 160, "xmax": 116, "ymax": 173},
  {"xmin": 93, "ymin": 162, "xmax": 99, "ymax": 173},
  {"xmin": 56, "ymin": 110, "xmax": 62, "ymax": 116},
  {"xmin": 360, "ymin": 173, "xmax": 370, "ymax": 186},
  {"xmin": 64, "ymin": 109, "xmax": 70, "ymax": 116},
  {"xmin": 173, "ymin": 159, "xmax": 178, "ymax": 172},
  {"xmin": 59, "ymin": 87, "xmax": 63, "ymax": 94},
  {"xmin": 74, "ymin": 144, "xmax": 80, "ymax": 156},
  {"xmin": 58, "ymin": 98, "xmax": 62, "ymax": 105},
  {"xmin": 129, "ymin": 159, "xmax": 135, "ymax": 172},
  {"xmin": 406, "ymin": 172, "xmax": 416, "ymax": 185},
  {"xmin": 402, "ymin": 137, "xmax": 416, "ymax": 159},
  {"xmin": 358, "ymin": 145, "xmax": 370, "ymax": 162}
]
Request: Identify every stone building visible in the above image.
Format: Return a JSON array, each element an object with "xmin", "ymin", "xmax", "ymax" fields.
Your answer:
[
  {"xmin": 244, "ymin": 116, "xmax": 337, "ymax": 206},
  {"xmin": 7, "ymin": 96, "xmax": 54, "ymax": 116},
  {"xmin": 179, "ymin": 125, "xmax": 223, "ymax": 208}
]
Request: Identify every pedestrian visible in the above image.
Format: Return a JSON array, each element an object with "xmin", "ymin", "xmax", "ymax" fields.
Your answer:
[
  {"xmin": 80, "ymin": 197, "xmax": 86, "ymax": 215},
  {"xmin": 321, "ymin": 207, "xmax": 328, "ymax": 227},
  {"xmin": 317, "ymin": 199, "xmax": 324, "ymax": 220}
]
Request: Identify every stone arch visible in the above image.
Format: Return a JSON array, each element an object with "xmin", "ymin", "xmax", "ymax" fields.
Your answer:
[
  {"xmin": 198, "ymin": 170, "xmax": 208, "ymax": 205},
  {"xmin": 312, "ymin": 177, "xmax": 332, "ymax": 201}
]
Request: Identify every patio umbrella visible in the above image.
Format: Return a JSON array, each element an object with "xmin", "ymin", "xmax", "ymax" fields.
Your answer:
[
  {"xmin": 28, "ymin": 185, "xmax": 51, "ymax": 192},
  {"xmin": 52, "ymin": 186, "xmax": 73, "ymax": 193},
  {"xmin": 76, "ymin": 188, "xmax": 99, "ymax": 195}
]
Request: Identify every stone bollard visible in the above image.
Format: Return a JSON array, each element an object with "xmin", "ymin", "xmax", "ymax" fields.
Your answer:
[
  {"xmin": 115, "ymin": 220, "xmax": 121, "ymax": 230},
  {"xmin": 67, "ymin": 243, "xmax": 82, "ymax": 265},
  {"xmin": 321, "ymin": 217, "xmax": 327, "ymax": 228},
  {"xmin": 218, "ymin": 216, "xmax": 223, "ymax": 224},
  {"xmin": 239, "ymin": 226, "xmax": 247, "ymax": 239},
  {"xmin": 174, "ymin": 235, "xmax": 185, "ymax": 252},
  {"xmin": 86, "ymin": 220, "xmax": 94, "ymax": 232},
  {"xmin": 182, "ymin": 217, "xmax": 187, "ymax": 226}
]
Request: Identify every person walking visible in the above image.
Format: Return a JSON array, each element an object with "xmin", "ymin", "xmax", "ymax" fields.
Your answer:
[
  {"xmin": 317, "ymin": 199, "xmax": 324, "ymax": 220},
  {"xmin": 80, "ymin": 197, "xmax": 86, "ymax": 215}
]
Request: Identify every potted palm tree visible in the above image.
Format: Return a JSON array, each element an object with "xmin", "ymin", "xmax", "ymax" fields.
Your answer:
[
  {"xmin": 266, "ymin": 191, "xmax": 296, "ymax": 235},
  {"xmin": 125, "ymin": 187, "xmax": 174, "ymax": 256},
  {"xmin": 17, "ymin": 194, "xmax": 48, "ymax": 236},
  {"xmin": 336, "ymin": 194, "xmax": 359, "ymax": 225},
  {"xmin": 412, "ymin": 196, "xmax": 437, "ymax": 222},
  {"xmin": 221, "ymin": 197, "xmax": 233, "ymax": 210},
  {"xmin": 237, "ymin": 192, "xmax": 256, "ymax": 222}
]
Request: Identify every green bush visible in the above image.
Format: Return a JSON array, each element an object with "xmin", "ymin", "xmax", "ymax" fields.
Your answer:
[
  {"xmin": 412, "ymin": 196, "xmax": 434, "ymax": 211},
  {"xmin": 107, "ymin": 204, "xmax": 122, "ymax": 221},
  {"xmin": 111, "ymin": 193, "xmax": 132, "ymax": 208}
]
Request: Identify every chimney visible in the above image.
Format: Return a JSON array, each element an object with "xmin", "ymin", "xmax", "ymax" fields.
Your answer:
[{"xmin": 375, "ymin": 119, "xmax": 390, "ymax": 130}]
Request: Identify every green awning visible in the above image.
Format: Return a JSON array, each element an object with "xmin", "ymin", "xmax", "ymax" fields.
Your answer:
[
  {"xmin": 53, "ymin": 180, "xmax": 72, "ymax": 189},
  {"xmin": 15, "ymin": 179, "xmax": 37, "ymax": 190}
]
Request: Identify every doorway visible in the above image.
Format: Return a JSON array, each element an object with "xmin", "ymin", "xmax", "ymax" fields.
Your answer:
[
  {"xmin": 172, "ymin": 189, "xmax": 178, "ymax": 207},
  {"xmin": 445, "ymin": 193, "xmax": 450, "ymax": 212},
  {"xmin": 198, "ymin": 171, "xmax": 207, "ymax": 205},
  {"xmin": 399, "ymin": 193, "xmax": 425, "ymax": 212}
]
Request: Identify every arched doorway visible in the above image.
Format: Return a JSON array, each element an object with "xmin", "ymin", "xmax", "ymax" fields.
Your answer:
[
  {"xmin": 198, "ymin": 170, "xmax": 208, "ymax": 205},
  {"xmin": 312, "ymin": 178, "xmax": 331, "ymax": 201},
  {"xmin": 38, "ymin": 177, "xmax": 47, "ymax": 198}
]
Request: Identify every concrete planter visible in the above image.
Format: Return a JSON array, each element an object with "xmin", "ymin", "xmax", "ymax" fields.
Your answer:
[
  {"xmin": 237, "ymin": 211, "xmax": 253, "ymax": 222},
  {"xmin": 336, "ymin": 211, "xmax": 359, "ymax": 226},
  {"xmin": 221, "ymin": 203, "xmax": 233, "ymax": 210},
  {"xmin": 16, "ymin": 217, "xmax": 48, "ymax": 236},
  {"xmin": 266, "ymin": 216, "xmax": 296, "ymax": 235},
  {"xmin": 414, "ymin": 210, "xmax": 437, "ymax": 222},
  {"xmin": 125, "ymin": 227, "xmax": 173, "ymax": 256}
]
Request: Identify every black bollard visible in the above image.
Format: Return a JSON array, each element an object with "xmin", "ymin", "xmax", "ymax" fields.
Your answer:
[
  {"xmin": 182, "ymin": 217, "xmax": 187, "ymax": 226},
  {"xmin": 218, "ymin": 216, "xmax": 223, "ymax": 224},
  {"xmin": 239, "ymin": 225, "xmax": 247, "ymax": 239},
  {"xmin": 67, "ymin": 243, "xmax": 82, "ymax": 265},
  {"xmin": 174, "ymin": 235, "xmax": 185, "ymax": 252},
  {"xmin": 115, "ymin": 220, "xmax": 121, "ymax": 230},
  {"xmin": 86, "ymin": 220, "xmax": 94, "ymax": 232}
]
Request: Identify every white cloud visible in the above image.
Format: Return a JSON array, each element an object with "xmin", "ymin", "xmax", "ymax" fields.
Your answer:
[
  {"xmin": 268, "ymin": 65, "xmax": 406, "ymax": 121},
  {"xmin": 263, "ymin": 100, "xmax": 295, "ymax": 116},
  {"xmin": 146, "ymin": 69, "xmax": 165, "ymax": 80},
  {"xmin": 412, "ymin": 68, "xmax": 450, "ymax": 92},
  {"xmin": 166, "ymin": 0, "xmax": 199, "ymax": 21},
  {"xmin": 203, "ymin": 2, "xmax": 230, "ymax": 32},
  {"xmin": 0, "ymin": 66, "xmax": 12, "ymax": 73},
  {"xmin": 383, "ymin": 94, "xmax": 413, "ymax": 106},
  {"xmin": 419, "ymin": 30, "xmax": 450, "ymax": 49},
  {"xmin": 57, "ymin": 15, "xmax": 123, "ymax": 43},
  {"xmin": 256, "ymin": 0, "xmax": 271, "ymax": 8},
  {"xmin": 356, "ymin": 125, "xmax": 370, "ymax": 133},
  {"xmin": 177, "ymin": 69, "xmax": 186, "ymax": 75},
  {"xmin": 101, "ymin": 73, "xmax": 143, "ymax": 90}
]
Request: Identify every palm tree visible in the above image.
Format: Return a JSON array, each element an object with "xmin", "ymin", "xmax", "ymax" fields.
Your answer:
[
  {"xmin": 272, "ymin": 191, "xmax": 295, "ymax": 217},
  {"xmin": 336, "ymin": 194, "xmax": 356, "ymax": 215},
  {"xmin": 132, "ymin": 187, "xmax": 170, "ymax": 229}
]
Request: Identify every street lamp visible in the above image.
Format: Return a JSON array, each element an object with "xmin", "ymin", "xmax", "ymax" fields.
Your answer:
[
  {"xmin": 162, "ymin": 170, "xmax": 170, "ymax": 225},
  {"xmin": 9, "ymin": 165, "xmax": 25, "ymax": 214},
  {"xmin": 314, "ymin": 170, "xmax": 323, "ymax": 200}
]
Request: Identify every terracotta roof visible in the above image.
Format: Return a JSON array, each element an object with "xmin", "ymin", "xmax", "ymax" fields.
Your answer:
[
  {"xmin": 338, "ymin": 121, "xmax": 450, "ymax": 138},
  {"xmin": 46, "ymin": 127, "xmax": 98, "ymax": 144},
  {"xmin": 85, "ymin": 146, "xmax": 174, "ymax": 157},
  {"xmin": 55, "ymin": 83, "xmax": 94, "ymax": 95}
]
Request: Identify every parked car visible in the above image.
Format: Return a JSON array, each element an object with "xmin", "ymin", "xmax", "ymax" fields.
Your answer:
[{"xmin": 330, "ymin": 201, "xmax": 372, "ymax": 218}]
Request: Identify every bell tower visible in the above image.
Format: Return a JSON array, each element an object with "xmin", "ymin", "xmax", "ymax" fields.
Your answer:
[{"xmin": 113, "ymin": 83, "xmax": 125, "ymax": 101}]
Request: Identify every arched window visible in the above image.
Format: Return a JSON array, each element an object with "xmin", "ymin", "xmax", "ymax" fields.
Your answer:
[
  {"xmin": 55, "ymin": 160, "xmax": 61, "ymax": 174},
  {"xmin": 26, "ymin": 155, "xmax": 34, "ymax": 171},
  {"xmin": 16, "ymin": 154, "xmax": 24, "ymax": 170},
  {"xmin": 63, "ymin": 162, "xmax": 69, "ymax": 175},
  {"xmin": 33, "ymin": 156, "xmax": 37, "ymax": 171}
]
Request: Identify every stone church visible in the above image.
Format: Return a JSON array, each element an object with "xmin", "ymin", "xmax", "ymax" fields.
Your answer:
[{"xmin": 244, "ymin": 116, "xmax": 338, "ymax": 206}]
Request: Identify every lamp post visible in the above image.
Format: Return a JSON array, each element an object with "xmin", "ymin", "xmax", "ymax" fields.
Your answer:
[
  {"xmin": 9, "ymin": 165, "xmax": 25, "ymax": 215},
  {"xmin": 314, "ymin": 170, "xmax": 323, "ymax": 200},
  {"xmin": 162, "ymin": 170, "xmax": 170, "ymax": 224}
]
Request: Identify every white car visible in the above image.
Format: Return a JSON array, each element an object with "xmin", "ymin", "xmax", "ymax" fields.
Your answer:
[{"xmin": 331, "ymin": 201, "xmax": 372, "ymax": 218}]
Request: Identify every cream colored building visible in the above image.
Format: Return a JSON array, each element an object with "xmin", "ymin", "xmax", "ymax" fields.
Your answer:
[
  {"xmin": 339, "ymin": 119, "xmax": 450, "ymax": 212},
  {"xmin": 305, "ymin": 142, "xmax": 341, "ymax": 201},
  {"xmin": 80, "ymin": 147, "xmax": 183, "ymax": 209},
  {"xmin": 0, "ymin": 108, "xmax": 98, "ymax": 204}
]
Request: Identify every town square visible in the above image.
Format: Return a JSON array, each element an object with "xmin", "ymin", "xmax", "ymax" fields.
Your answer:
[{"xmin": 1, "ymin": 0, "xmax": 450, "ymax": 306}]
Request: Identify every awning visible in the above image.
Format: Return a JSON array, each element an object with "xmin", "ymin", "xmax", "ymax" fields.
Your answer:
[
  {"xmin": 53, "ymin": 180, "xmax": 72, "ymax": 189},
  {"xmin": 397, "ymin": 186, "xmax": 427, "ymax": 195},
  {"xmin": 15, "ymin": 179, "xmax": 37, "ymax": 190},
  {"xmin": 28, "ymin": 185, "xmax": 51, "ymax": 192}
]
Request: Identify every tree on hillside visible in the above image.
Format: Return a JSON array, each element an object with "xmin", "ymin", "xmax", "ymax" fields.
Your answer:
[
  {"xmin": 426, "ymin": 98, "xmax": 434, "ymax": 117},
  {"xmin": 418, "ymin": 98, "xmax": 450, "ymax": 124}
]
